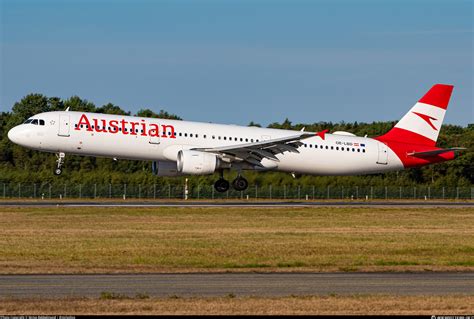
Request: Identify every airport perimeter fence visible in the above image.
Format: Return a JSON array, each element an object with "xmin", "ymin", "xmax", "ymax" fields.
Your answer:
[{"xmin": 1, "ymin": 183, "xmax": 473, "ymax": 200}]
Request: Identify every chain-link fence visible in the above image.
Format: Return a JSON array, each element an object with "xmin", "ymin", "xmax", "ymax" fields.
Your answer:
[{"xmin": 1, "ymin": 183, "xmax": 473, "ymax": 200}]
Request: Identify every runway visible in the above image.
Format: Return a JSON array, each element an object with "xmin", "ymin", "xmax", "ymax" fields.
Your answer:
[
  {"xmin": 1, "ymin": 200, "xmax": 473, "ymax": 208},
  {"xmin": 1, "ymin": 273, "xmax": 472, "ymax": 298}
]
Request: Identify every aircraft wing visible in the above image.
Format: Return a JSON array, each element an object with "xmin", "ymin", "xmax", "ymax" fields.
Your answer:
[
  {"xmin": 407, "ymin": 147, "xmax": 466, "ymax": 158},
  {"xmin": 192, "ymin": 132, "xmax": 316, "ymax": 167}
]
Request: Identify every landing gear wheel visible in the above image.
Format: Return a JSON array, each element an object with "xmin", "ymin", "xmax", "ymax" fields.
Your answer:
[
  {"xmin": 214, "ymin": 179, "xmax": 230, "ymax": 193},
  {"xmin": 232, "ymin": 176, "xmax": 248, "ymax": 191},
  {"xmin": 54, "ymin": 152, "xmax": 66, "ymax": 176}
]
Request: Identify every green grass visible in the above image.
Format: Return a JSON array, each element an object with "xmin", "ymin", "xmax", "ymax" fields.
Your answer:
[{"xmin": 0, "ymin": 206, "xmax": 473, "ymax": 273}]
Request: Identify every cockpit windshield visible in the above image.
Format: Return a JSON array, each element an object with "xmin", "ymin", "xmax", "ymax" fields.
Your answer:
[{"xmin": 23, "ymin": 118, "xmax": 45, "ymax": 125}]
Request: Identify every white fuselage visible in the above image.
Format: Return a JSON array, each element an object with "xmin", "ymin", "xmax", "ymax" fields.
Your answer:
[{"xmin": 8, "ymin": 111, "xmax": 404, "ymax": 175}]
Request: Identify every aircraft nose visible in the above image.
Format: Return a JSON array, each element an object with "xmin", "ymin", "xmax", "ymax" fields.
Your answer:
[{"xmin": 7, "ymin": 125, "xmax": 26, "ymax": 145}]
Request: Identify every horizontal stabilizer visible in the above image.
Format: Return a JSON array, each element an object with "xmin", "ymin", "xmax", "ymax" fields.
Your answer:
[{"xmin": 407, "ymin": 147, "xmax": 466, "ymax": 158}]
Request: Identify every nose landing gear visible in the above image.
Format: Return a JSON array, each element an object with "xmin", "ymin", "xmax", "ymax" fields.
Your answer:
[{"xmin": 54, "ymin": 152, "xmax": 65, "ymax": 176}]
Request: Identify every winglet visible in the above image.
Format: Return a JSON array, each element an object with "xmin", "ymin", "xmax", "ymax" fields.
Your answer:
[{"xmin": 316, "ymin": 129, "xmax": 329, "ymax": 140}]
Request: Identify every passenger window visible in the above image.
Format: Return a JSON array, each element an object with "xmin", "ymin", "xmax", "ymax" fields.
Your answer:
[
  {"xmin": 32, "ymin": 119, "xmax": 38, "ymax": 125},
  {"xmin": 179, "ymin": 133, "xmax": 182, "ymax": 136},
  {"xmin": 204, "ymin": 135, "xmax": 207, "ymax": 138},
  {"xmin": 218, "ymin": 136, "xmax": 221, "ymax": 140},
  {"xmin": 336, "ymin": 147, "xmax": 339, "ymax": 150},
  {"xmin": 185, "ymin": 133, "xmax": 188, "ymax": 137},
  {"xmin": 223, "ymin": 136, "xmax": 226, "ymax": 140},
  {"xmin": 341, "ymin": 147, "xmax": 344, "ymax": 151},
  {"xmin": 212, "ymin": 136, "xmax": 215, "ymax": 139},
  {"xmin": 190, "ymin": 133, "xmax": 193, "ymax": 137},
  {"xmin": 357, "ymin": 149, "xmax": 360, "ymax": 152},
  {"xmin": 363, "ymin": 149, "xmax": 366, "ymax": 153},
  {"xmin": 352, "ymin": 148, "xmax": 355, "ymax": 152},
  {"xmin": 39, "ymin": 120, "xmax": 45, "ymax": 125},
  {"xmin": 251, "ymin": 139, "xmax": 254, "ymax": 142},
  {"xmin": 325, "ymin": 146, "xmax": 328, "ymax": 149},
  {"xmin": 245, "ymin": 138, "xmax": 248, "ymax": 142}
]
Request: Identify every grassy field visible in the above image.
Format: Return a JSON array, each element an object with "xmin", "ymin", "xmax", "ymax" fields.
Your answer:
[
  {"xmin": 0, "ymin": 206, "xmax": 473, "ymax": 273},
  {"xmin": 1, "ymin": 295, "xmax": 473, "ymax": 315}
]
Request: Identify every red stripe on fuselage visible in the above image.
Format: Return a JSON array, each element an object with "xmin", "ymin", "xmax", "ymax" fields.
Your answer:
[{"xmin": 375, "ymin": 128, "xmax": 454, "ymax": 168}]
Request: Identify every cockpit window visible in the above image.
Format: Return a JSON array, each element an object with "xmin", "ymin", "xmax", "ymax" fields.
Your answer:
[
  {"xmin": 39, "ymin": 119, "xmax": 45, "ymax": 126},
  {"xmin": 31, "ymin": 119, "xmax": 38, "ymax": 125},
  {"xmin": 24, "ymin": 119, "xmax": 32, "ymax": 124}
]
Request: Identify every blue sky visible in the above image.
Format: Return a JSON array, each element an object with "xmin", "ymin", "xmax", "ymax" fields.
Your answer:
[{"xmin": 0, "ymin": 0, "xmax": 472, "ymax": 126}]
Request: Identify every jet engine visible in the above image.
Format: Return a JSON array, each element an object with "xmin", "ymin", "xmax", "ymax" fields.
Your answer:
[
  {"xmin": 151, "ymin": 161, "xmax": 182, "ymax": 177},
  {"xmin": 177, "ymin": 150, "xmax": 218, "ymax": 175}
]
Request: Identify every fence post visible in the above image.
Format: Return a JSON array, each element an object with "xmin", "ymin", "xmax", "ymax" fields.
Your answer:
[
  {"xmin": 442, "ymin": 187, "xmax": 445, "ymax": 200},
  {"xmin": 385, "ymin": 186, "xmax": 388, "ymax": 200},
  {"xmin": 64, "ymin": 184, "xmax": 67, "ymax": 199},
  {"xmin": 284, "ymin": 185, "xmax": 286, "ymax": 199},
  {"xmin": 94, "ymin": 184, "xmax": 97, "ymax": 199},
  {"xmin": 79, "ymin": 184, "xmax": 82, "ymax": 199},
  {"xmin": 356, "ymin": 186, "xmax": 358, "ymax": 200},
  {"xmin": 34, "ymin": 183, "xmax": 37, "ymax": 198},
  {"xmin": 18, "ymin": 183, "xmax": 21, "ymax": 199},
  {"xmin": 327, "ymin": 186, "xmax": 330, "ymax": 199},
  {"xmin": 109, "ymin": 183, "xmax": 112, "ymax": 198},
  {"xmin": 414, "ymin": 187, "xmax": 416, "ymax": 199},
  {"xmin": 212, "ymin": 185, "xmax": 214, "ymax": 200},
  {"xmin": 124, "ymin": 183, "xmax": 127, "ymax": 200},
  {"xmin": 139, "ymin": 185, "xmax": 141, "ymax": 199},
  {"xmin": 255, "ymin": 185, "xmax": 258, "ymax": 199},
  {"xmin": 168, "ymin": 184, "xmax": 171, "ymax": 199},
  {"xmin": 269, "ymin": 185, "xmax": 272, "ymax": 200},
  {"xmin": 49, "ymin": 183, "xmax": 51, "ymax": 199},
  {"xmin": 197, "ymin": 184, "xmax": 200, "ymax": 200},
  {"xmin": 370, "ymin": 186, "xmax": 373, "ymax": 200},
  {"xmin": 428, "ymin": 186, "xmax": 430, "ymax": 200},
  {"xmin": 341, "ymin": 186, "xmax": 344, "ymax": 199},
  {"xmin": 400, "ymin": 186, "xmax": 402, "ymax": 199},
  {"xmin": 153, "ymin": 184, "xmax": 156, "ymax": 199},
  {"xmin": 3, "ymin": 183, "xmax": 5, "ymax": 199},
  {"xmin": 312, "ymin": 186, "xmax": 315, "ymax": 200},
  {"xmin": 298, "ymin": 185, "xmax": 301, "ymax": 200},
  {"xmin": 456, "ymin": 187, "xmax": 459, "ymax": 200}
]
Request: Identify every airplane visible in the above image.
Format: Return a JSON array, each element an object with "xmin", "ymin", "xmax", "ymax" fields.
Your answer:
[{"xmin": 7, "ymin": 84, "xmax": 465, "ymax": 192}]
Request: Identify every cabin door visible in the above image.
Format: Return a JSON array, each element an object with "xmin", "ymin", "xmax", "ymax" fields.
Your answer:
[
  {"xmin": 58, "ymin": 115, "xmax": 70, "ymax": 137},
  {"xmin": 376, "ymin": 142, "xmax": 388, "ymax": 165}
]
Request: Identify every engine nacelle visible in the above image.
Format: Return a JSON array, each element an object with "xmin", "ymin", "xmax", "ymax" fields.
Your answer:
[
  {"xmin": 151, "ymin": 161, "xmax": 182, "ymax": 177},
  {"xmin": 177, "ymin": 150, "xmax": 218, "ymax": 175}
]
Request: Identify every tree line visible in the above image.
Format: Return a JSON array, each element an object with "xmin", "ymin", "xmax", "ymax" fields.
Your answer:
[{"xmin": 0, "ymin": 93, "xmax": 472, "ymax": 187}]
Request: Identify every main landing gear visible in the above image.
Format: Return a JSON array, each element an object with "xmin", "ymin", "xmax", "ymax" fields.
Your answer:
[
  {"xmin": 213, "ymin": 171, "xmax": 249, "ymax": 193},
  {"xmin": 54, "ymin": 152, "xmax": 65, "ymax": 176}
]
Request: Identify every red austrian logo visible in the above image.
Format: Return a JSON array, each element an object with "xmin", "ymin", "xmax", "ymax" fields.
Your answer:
[
  {"xmin": 412, "ymin": 111, "xmax": 438, "ymax": 131},
  {"xmin": 74, "ymin": 114, "xmax": 176, "ymax": 138}
]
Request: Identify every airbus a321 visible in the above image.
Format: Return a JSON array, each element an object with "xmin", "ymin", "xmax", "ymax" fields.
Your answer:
[{"xmin": 7, "ymin": 84, "xmax": 465, "ymax": 192}]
